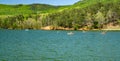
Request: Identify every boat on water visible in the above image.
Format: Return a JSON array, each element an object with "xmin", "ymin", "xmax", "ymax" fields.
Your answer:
[
  {"xmin": 67, "ymin": 32, "xmax": 74, "ymax": 35},
  {"xmin": 82, "ymin": 30, "xmax": 86, "ymax": 33},
  {"xmin": 101, "ymin": 30, "xmax": 107, "ymax": 34},
  {"xmin": 25, "ymin": 29, "xmax": 29, "ymax": 31}
]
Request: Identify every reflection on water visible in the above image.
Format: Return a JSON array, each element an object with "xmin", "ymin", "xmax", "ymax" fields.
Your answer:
[{"xmin": 0, "ymin": 30, "xmax": 120, "ymax": 61}]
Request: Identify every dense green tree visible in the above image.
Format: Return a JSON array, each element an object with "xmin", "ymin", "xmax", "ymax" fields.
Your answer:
[
  {"xmin": 106, "ymin": 9, "xmax": 119, "ymax": 25},
  {"xmin": 95, "ymin": 11, "xmax": 105, "ymax": 28},
  {"xmin": 85, "ymin": 13, "xmax": 93, "ymax": 29}
]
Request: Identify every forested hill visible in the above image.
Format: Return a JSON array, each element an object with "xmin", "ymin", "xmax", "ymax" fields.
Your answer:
[
  {"xmin": 0, "ymin": 0, "xmax": 120, "ymax": 30},
  {"xmin": 0, "ymin": 4, "xmax": 69, "ymax": 15}
]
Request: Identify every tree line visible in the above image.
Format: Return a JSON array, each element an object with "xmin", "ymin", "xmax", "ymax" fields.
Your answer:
[{"xmin": 0, "ymin": 1, "xmax": 120, "ymax": 30}]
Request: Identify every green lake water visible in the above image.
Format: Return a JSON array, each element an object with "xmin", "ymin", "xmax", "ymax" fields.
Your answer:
[{"xmin": 0, "ymin": 29, "xmax": 120, "ymax": 61}]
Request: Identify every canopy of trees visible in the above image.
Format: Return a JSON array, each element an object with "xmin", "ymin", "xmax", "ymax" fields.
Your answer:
[{"xmin": 0, "ymin": 0, "xmax": 120, "ymax": 30}]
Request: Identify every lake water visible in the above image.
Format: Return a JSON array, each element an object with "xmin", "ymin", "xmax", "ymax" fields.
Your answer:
[{"xmin": 0, "ymin": 29, "xmax": 120, "ymax": 61}]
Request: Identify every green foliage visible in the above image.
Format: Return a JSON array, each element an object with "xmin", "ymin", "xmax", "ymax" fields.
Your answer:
[
  {"xmin": 0, "ymin": 0, "xmax": 120, "ymax": 30},
  {"xmin": 0, "ymin": 4, "xmax": 64, "ymax": 15},
  {"xmin": 95, "ymin": 11, "xmax": 105, "ymax": 28}
]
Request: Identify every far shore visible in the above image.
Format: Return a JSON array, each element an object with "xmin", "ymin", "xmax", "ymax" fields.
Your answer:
[
  {"xmin": 1, "ymin": 25, "xmax": 120, "ymax": 31},
  {"xmin": 40, "ymin": 26, "xmax": 120, "ymax": 31},
  {"xmin": 1, "ymin": 28, "xmax": 120, "ymax": 31}
]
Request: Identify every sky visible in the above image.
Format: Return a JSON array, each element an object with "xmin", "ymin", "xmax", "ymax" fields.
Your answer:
[{"xmin": 0, "ymin": 0, "xmax": 80, "ymax": 5}]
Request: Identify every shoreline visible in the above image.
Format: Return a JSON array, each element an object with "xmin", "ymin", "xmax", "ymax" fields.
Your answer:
[
  {"xmin": 1, "ymin": 25, "xmax": 120, "ymax": 31},
  {"xmin": 40, "ymin": 26, "xmax": 120, "ymax": 31},
  {"xmin": 1, "ymin": 28, "xmax": 120, "ymax": 31}
]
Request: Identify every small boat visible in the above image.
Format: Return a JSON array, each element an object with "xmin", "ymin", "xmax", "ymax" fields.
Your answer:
[
  {"xmin": 101, "ymin": 30, "xmax": 107, "ymax": 34},
  {"xmin": 82, "ymin": 30, "xmax": 86, "ymax": 33},
  {"xmin": 25, "ymin": 29, "xmax": 29, "ymax": 31},
  {"xmin": 67, "ymin": 32, "xmax": 74, "ymax": 35}
]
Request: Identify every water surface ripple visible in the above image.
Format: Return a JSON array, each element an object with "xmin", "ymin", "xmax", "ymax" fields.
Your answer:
[{"xmin": 0, "ymin": 30, "xmax": 120, "ymax": 61}]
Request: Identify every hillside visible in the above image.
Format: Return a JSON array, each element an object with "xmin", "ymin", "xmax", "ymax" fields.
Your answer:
[
  {"xmin": 0, "ymin": 0, "xmax": 120, "ymax": 30},
  {"xmin": 0, "ymin": 4, "xmax": 69, "ymax": 15}
]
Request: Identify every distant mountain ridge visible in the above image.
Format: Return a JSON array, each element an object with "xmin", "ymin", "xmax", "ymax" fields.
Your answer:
[
  {"xmin": 0, "ymin": 0, "xmax": 119, "ymax": 15},
  {"xmin": 0, "ymin": 3, "xmax": 70, "ymax": 15}
]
